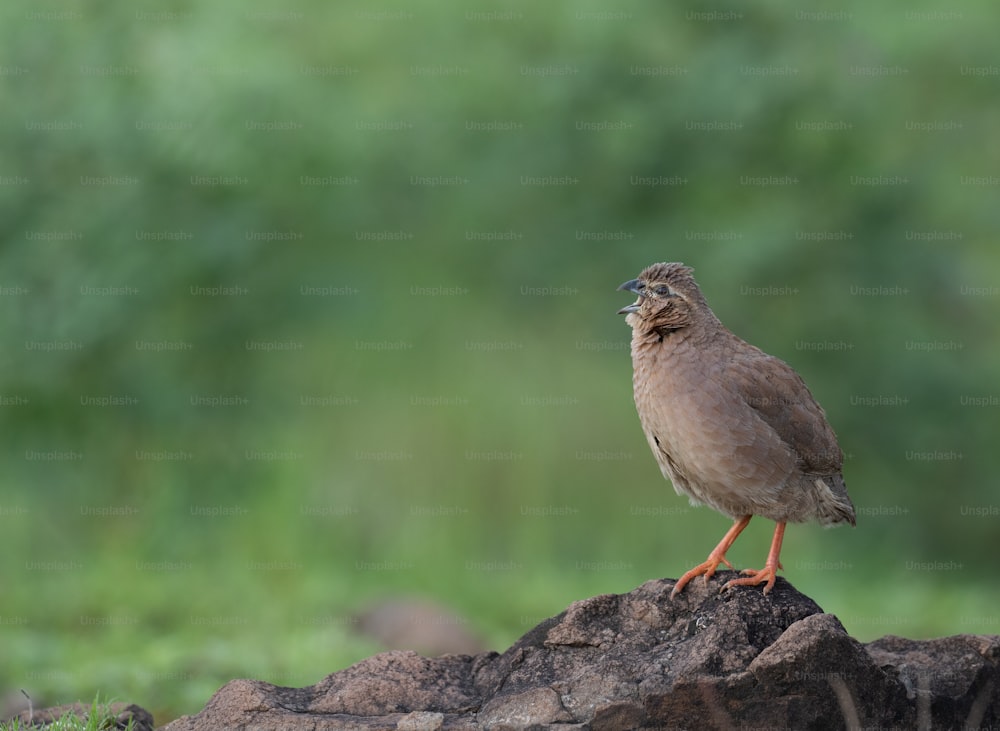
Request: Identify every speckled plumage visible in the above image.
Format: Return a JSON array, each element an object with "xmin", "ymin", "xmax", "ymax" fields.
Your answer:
[{"xmin": 619, "ymin": 262, "xmax": 855, "ymax": 595}]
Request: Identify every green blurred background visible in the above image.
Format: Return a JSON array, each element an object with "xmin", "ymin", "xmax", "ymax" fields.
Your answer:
[{"xmin": 3, "ymin": 0, "xmax": 999, "ymax": 723}]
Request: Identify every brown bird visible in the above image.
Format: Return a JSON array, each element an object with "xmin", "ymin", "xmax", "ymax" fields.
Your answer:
[{"xmin": 618, "ymin": 262, "xmax": 855, "ymax": 596}]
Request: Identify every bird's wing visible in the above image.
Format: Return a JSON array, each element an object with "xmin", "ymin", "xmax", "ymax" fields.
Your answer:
[{"xmin": 722, "ymin": 348, "xmax": 843, "ymax": 475}]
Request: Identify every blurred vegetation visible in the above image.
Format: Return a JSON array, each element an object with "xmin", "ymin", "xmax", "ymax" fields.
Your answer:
[{"xmin": 2, "ymin": 0, "xmax": 999, "ymax": 724}]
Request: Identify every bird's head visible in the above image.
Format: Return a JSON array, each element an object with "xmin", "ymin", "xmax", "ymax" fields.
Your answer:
[{"xmin": 617, "ymin": 262, "xmax": 713, "ymax": 335}]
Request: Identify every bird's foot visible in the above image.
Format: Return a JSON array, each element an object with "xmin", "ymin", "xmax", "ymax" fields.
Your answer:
[
  {"xmin": 671, "ymin": 554, "xmax": 734, "ymax": 598},
  {"xmin": 721, "ymin": 561, "xmax": 783, "ymax": 595}
]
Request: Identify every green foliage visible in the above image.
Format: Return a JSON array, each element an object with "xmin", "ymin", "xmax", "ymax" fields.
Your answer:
[
  {"xmin": 2, "ymin": 0, "xmax": 999, "ymax": 724},
  {"xmin": 0, "ymin": 694, "xmax": 135, "ymax": 731}
]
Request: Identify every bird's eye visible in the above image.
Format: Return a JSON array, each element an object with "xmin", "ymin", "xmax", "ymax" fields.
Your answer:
[{"xmin": 653, "ymin": 285, "xmax": 671, "ymax": 296}]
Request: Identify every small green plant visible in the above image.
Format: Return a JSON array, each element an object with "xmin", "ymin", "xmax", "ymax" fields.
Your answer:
[{"xmin": 0, "ymin": 693, "xmax": 135, "ymax": 731}]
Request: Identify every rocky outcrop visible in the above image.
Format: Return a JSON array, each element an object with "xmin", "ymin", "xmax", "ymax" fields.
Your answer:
[
  {"xmin": 160, "ymin": 574, "xmax": 1000, "ymax": 730},
  {"xmin": 355, "ymin": 596, "xmax": 489, "ymax": 656}
]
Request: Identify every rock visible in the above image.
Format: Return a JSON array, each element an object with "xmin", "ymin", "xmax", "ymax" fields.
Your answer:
[
  {"xmin": 6, "ymin": 700, "xmax": 154, "ymax": 730},
  {"xmin": 355, "ymin": 596, "xmax": 490, "ymax": 656},
  {"xmin": 159, "ymin": 573, "xmax": 1000, "ymax": 730},
  {"xmin": 396, "ymin": 711, "xmax": 445, "ymax": 731},
  {"xmin": 866, "ymin": 633, "xmax": 1000, "ymax": 728}
]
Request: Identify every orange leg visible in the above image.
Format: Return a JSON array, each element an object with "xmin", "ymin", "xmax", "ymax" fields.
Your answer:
[
  {"xmin": 671, "ymin": 515, "xmax": 752, "ymax": 598},
  {"xmin": 722, "ymin": 521, "xmax": 785, "ymax": 595}
]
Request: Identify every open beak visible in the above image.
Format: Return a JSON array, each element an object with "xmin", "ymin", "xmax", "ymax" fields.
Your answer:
[{"xmin": 617, "ymin": 279, "xmax": 643, "ymax": 314}]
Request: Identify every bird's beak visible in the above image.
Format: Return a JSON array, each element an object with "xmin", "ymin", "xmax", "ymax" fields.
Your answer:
[
  {"xmin": 617, "ymin": 279, "xmax": 643, "ymax": 314},
  {"xmin": 618, "ymin": 279, "xmax": 643, "ymax": 295}
]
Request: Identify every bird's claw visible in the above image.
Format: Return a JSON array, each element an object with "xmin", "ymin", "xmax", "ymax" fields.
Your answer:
[
  {"xmin": 721, "ymin": 564, "xmax": 780, "ymax": 595},
  {"xmin": 671, "ymin": 555, "xmax": 734, "ymax": 598}
]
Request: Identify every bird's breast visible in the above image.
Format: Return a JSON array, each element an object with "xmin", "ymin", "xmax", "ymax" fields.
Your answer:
[{"xmin": 629, "ymin": 341, "xmax": 798, "ymax": 516}]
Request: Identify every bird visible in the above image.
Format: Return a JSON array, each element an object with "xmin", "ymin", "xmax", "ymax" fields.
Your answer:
[{"xmin": 617, "ymin": 262, "xmax": 855, "ymax": 596}]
